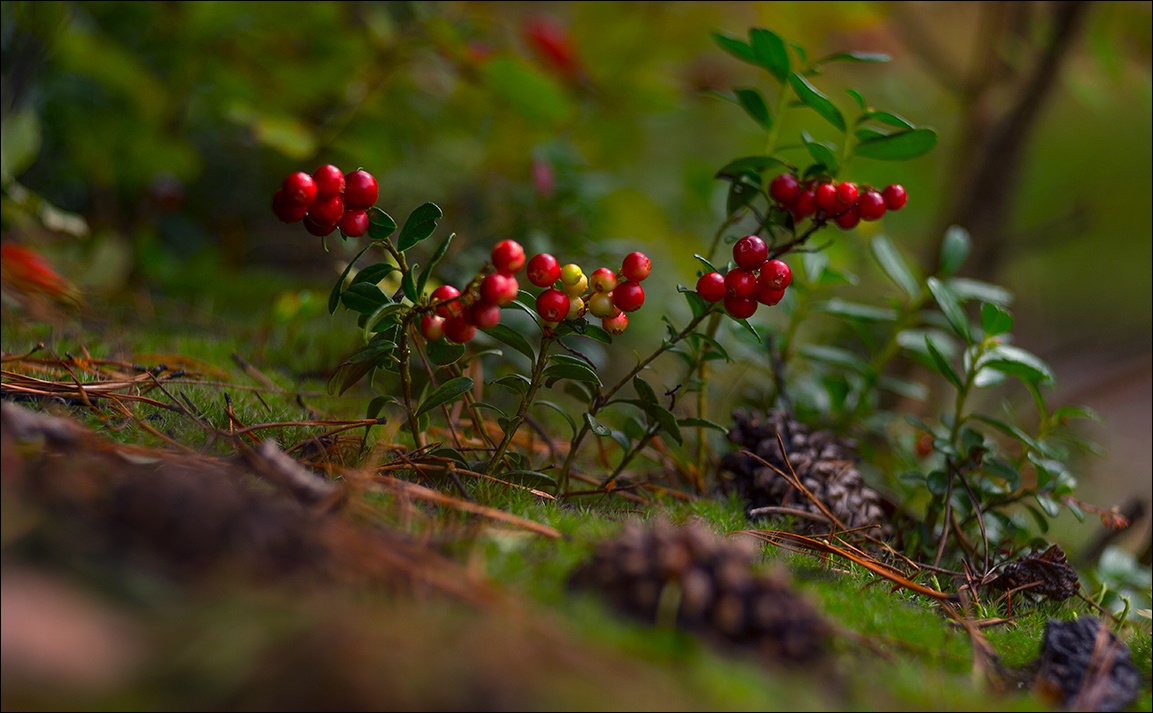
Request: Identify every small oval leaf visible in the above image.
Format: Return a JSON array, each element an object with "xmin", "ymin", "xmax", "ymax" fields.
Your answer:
[
  {"xmin": 853, "ymin": 128, "xmax": 938, "ymax": 161},
  {"xmin": 415, "ymin": 376, "xmax": 473, "ymax": 418}
]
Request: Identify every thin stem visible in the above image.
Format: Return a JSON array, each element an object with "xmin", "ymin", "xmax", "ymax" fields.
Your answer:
[{"xmin": 482, "ymin": 335, "xmax": 554, "ymax": 474}]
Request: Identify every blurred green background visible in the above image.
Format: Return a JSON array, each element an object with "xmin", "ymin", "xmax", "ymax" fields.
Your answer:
[{"xmin": 2, "ymin": 1, "xmax": 1150, "ymax": 553}]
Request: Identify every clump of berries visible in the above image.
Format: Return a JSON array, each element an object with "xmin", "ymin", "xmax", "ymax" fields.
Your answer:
[
  {"xmin": 271, "ymin": 164, "xmax": 379, "ymax": 238},
  {"xmin": 768, "ymin": 173, "xmax": 907, "ymax": 230},
  {"xmin": 421, "ymin": 239, "xmax": 526, "ymax": 344},
  {"xmin": 526, "ymin": 250, "xmax": 651, "ymax": 336},
  {"xmin": 695, "ymin": 235, "xmax": 792, "ymax": 319}
]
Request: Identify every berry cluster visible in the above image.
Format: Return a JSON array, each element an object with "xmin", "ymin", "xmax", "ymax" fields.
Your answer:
[
  {"xmin": 695, "ymin": 235, "xmax": 792, "ymax": 319},
  {"xmin": 768, "ymin": 173, "xmax": 907, "ymax": 230},
  {"xmin": 421, "ymin": 239, "xmax": 526, "ymax": 344},
  {"xmin": 271, "ymin": 165, "xmax": 380, "ymax": 238},
  {"xmin": 526, "ymin": 250, "xmax": 651, "ymax": 336}
]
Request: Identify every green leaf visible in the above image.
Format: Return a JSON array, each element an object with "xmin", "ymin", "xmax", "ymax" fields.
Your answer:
[
  {"xmin": 926, "ymin": 470, "xmax": 949, "ymax": 496},
  {"xmin": 367, "ymin": 207, "xmax": 397, "ymax": 241},
  {"xmin": 924, "ymin": 335, "xmax": 963, "ymax": 390},
  {"xmin": 788, "ymin": 72, "xmax": 845, "ymax": 132},
  {"xmin": 366, "ymin": 395, "xmax": 396, "ymax": 420},
  {"xmin": 734, "ymin": 88, "xmax": 772, "ymax": 130},
  {"xmin": 327, "ymin": 360, "xmax": 375, "ymax": 396},
  {"xmin": 815, "ymin": 50, "xmax": 891, "ymax": 65},
  {"xmin": 341, "ymin": 282, "xmax": 390, "ymax": 315},
  {"xmin": 498, "ymin": 470, "xmax": 558, "ymax": 491},
  {"xmin": 401, "ymin": 265, "xmax": 419, "ymax": 303},
  {"xmin": 686, "ymin": 331, "xmax": 732, "ymax": 363},
  {"xmin": 872, "ymin": 235, "xmax": 922, "ymax": 300},
  {"xmin": 622, "ymin": 399, "xmax": 683, "ymax": 445},
  {"xmin": 801, "ymin": 131, "xmax": 838, "ymax": 174},
  {"xmin": 677, "ymin": 417, "xmax": 729, "ymax": 435},
  {"xmin": 575, "ymin": 323, "xmax": 613, "ymax": 345},
  {"xmin": 488, "ymin": 374, "xmax": 531, "ymax": 395},
  {"xmin": 483, "ymin": 324, "xmax": 536, "ymax": 362},
  {"xmin": 725, "ymin": 171, "xmax": 762, "ymax": 215},
  {"xmin": 845, "ymin": 88, "xmax": 867, "ymax": 111},
  {"xmin": 584, "ymin": 412, "xmax": 612, "ymax": 437},
  {"xmin": 417, "ymin": 232, "xmax": 455, "ymax": 297},
  {"xmin": 329, "ymin": 243, "xmax": 374, "ymax": 314},
  {"xmin": 749, "ymin": 28, "xmax": 790, "ymax": 81},
  {"xmin": 426, "ymin": 339, "xmax": 465, "ymax": 366},
  {"xmin": 798, "ymin": 344, "xmax": 869, "ymax": 373},
  {"xmin": 926, "ymin": 276, "xmax": 972, "ymax": 343},
  {"xmin": 362, "ymin": 302, "xmax": 406, "ymax": 339},
  {"xmin": 351, "ymin": 262, "xmax": 396, "ymax": 286},
  {"xmin": 682, "ymin": 288, "xmax": 708, "ymax": 319},
  {"xmin": 945, "ymin": 277, "xmax": 1013, "ymax": 307},
  {"xmin": 812, "ymin": 298, "xmax": 898, "ymax": 322},
  {"xmin": 396, "ymin": 202, "xmax": 443, "ymax": 252},
  {"xmin": 469, "ymin": 401, "xmax": 509, "ymax": 420},
  {"xmin": 346, "ymin": 338, "xmax": 397, "ymax": 365},
  {"xmin": 982, "ymin": 344, "xmax": 1055, "ymax": 385},
  {"xmin": 415, "ymin": 376, "xmax": 473, "ymax": 418},
  {"xmin": 633, "ymin": 376, "xmax": 658, "ymax": 404},
  {"xmin": 983, "ymin": 457, "xmax": 1022, "ymax": 490},
  {"xmin": 732, "ymin": 317, "xmax": 760, "ymax": 342},
  {"xmin": 1034, "ymin": 494, "xmax": 1061, "ymax": 518},
  {"xmin": 713, "ymin": 33, "xmax": 757, "ymax": 65},
  {"xmin": 544, "ymin": 362, "xmax": 602, "ymax": 388},
  {"xmin": 534, "ymin": 400, "xmax": 577, "ymax": 438},
  {"xmin": 862, "ymin": 110, "xmax": 913, "ymax": 129},
  {"xmin": 938, "ymin": 225, "xmax": 971, "ymax": 276},
  {"xmin": 715, "ymin": 156, "xmax": 785, "ymax": 178},
  {"xmin": 853, "ymin": 128, "xmax": 937, "ymax": 160},
  {"xmin": 981, "ymin": 303, "xmax": 1014, "ymax": 337},
  {"xmin": 854, "ymin": 127, "xmax": 889, "ymax": 143}
]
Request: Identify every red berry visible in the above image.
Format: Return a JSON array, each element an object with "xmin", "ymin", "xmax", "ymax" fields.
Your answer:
[
  {"xmin": 789, "ymin": 188, "xmax": 817, "ymax": 219},
  {"xmin": 430, "ymin": 285, "xmax": 463, "ymax": 319},
  {"xmin": 272, "ymin": 189, "xmax": 308, "ymax": 223},
  {"xmin": 303, "ymin": 215, "xmax": 336, "ymax": 237},
  {"xmin": 339, "ymin": 209, "xmax": 369, "ymax": 237},
  {"xmin": 732, "ymin": 235, "xmax": 768, "ymax": 271},
  {"xmin": 491, "ymin": 240, "xmax": 526, "ymax": 274},
  {"xmin": 313, "ymin": 164, "xmax": 345, "ymax": 198},
  {"xmin": 469, "ymin": 301, "xmax": 502, "ymax": 330},
  {"xmin": 282, "ymin": 172, "xmax": 317, "ymax": 206},
  {"xmin": 443, "ymin": 315, "xmax": 477, "ymax": 344},
  {"xmin": 755, "ymin": 282, "xmax": 786, "ymax": 306},
  {"xmin": 857, "ymin": 190, "xmax": 887, "ymax": 221},
  {"xmin": 834, "ymin": 205, "xmax": 861, "ymax": 230},
  {"xmin": 769, "ymin": 173, "xmax": 801, "ymax": 205},
  {"xmin": 759, "ymin": 259, "xmax": 792, "ymax": 291},
  {"xmin": 723, "ymin": 294, "xmax": 758, "ymax": 319},
  {"xmin": 589, "ymin": 267, "xmax": 617, "ymax": 293},
  {"xmin": 527, "ymin": 253, "xmax": 561, "ymax": 287},
  {"xmin": 420, "ymin": 314, "xmax": 445, "ymax": 341},
  {"xmin": 620, "ymin": 252, "xmax": 652, "ymax": 282},
  {"xmin": 535, "ymin": 288, "xmax": 570, "ymax": 322},
  {"xmin": 836, "ymin": 181, "xmax": 859, "ymax": 207},
  {"xmin": 882, "ymin": 184, "xmax": 908, "ymax": 211},
  {"xmin": 307, "ymin": 195, "xmax": 344, "ymax": 227},
  {"xmin": 602, "ymin": 312, "xmax": 629, "ymax": 335},
  {"xmin": 696, "ymin": 271, "xmax": 726, "ymax": 303},
  {"xmin": 480, "ymin": 272, "xmax": 518, "ymax": 306},
  {"xmin": 612, "ymin": 281, "xmax": 645, "ymax": 312},
  {"xmin": 343, "ymin": 169, "xmax": 379, "ymax": 210},
  {"xmin": 724, "ymin": 268, "xmax": 757, "ymax": 298},
  {"xmin": 814, "ymin": 182, "xmax": 840, "ymax": 215}
]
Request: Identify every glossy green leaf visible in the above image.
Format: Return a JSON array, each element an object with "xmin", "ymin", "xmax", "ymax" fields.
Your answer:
[
  {"xmin": 682, "ymin": 286, "xmax": 708, "ymax": 319},
  {"xmin": 1034, "ymin": 494, "xmax": 1061, "ymax": 518},
  {"xmin": 584, "ymin": 412, "xmax": 612, "ymax": 437},
  {"xmin": 862, "ymin": 110, "xmax": 913, "ymax": 129},
  {"xmin": 788, "ymin": 72, "xmax": 845, "ymax": 133},
  {"xmin": 469, "ymin": 401, "xmax": 509, "ymax": 419},
  {"xmin": 812, "ymin": 298, "xmax": 898, "ymax": 322},
  {"xmin": 750, "ymin": 28, "xmax": 790, "ymax": 82},
  {"xmin": 396, "ymin": 202, "xmax": 443, "ymax": 253},
  {"xmin": 733, "ymin": 316, "xmax": 760, "ymax": 342},
  {"xmin": 633, "ymin": 376, "xmax": 658, "ymax": 404},
  {"xmin": 715, "ymin": 156, "xmax": 786, "ymax": 178},
  {"xmin": 801, "ymin": 131, "xmax": 838, "ymax": 174},
  {"xmin": 417, "ymin": 232, "xmax": 455, "ymax": 296},
  {"xmin": 488, "ymin": 373, "xmax": 531, "ymax": 395},
  {"xmin": 982, "ymin": 344, "xmax": 1054, "ymax": 385},
  {"xmin": 575, "ymin": 323, "xmax": 613, "ymax": 345},
  {"xmin": 426, "ymin": 338, "xmax": 465, "ymax": 366},
  {"xmin": 544, "ymin": 362, "xmax": 602, "ymax": 388},
  {"xmin": 981, "ymin": 303, "xmax": 1014, "ymax": 337},
  {"xmin": 686, "ymin": 331, "xmax": 732, "ymax": 363},
  {"xmin": 845, "ymin": 88, "xmax": 867, "ymax": 111},
  {"xmin": 945, "ymin": 277, "xmax": 1013, "ymax": 307},
  {"xmin": 853, "ymin": 128, "xmax": 937, "ymax": 160},
  {"xmin": 713, "ymin": 33, "xmax": 756, "ymax": 65},
  {"xmin": 362, "ymin": 302, "xmax": 406, "ymax": 339},
  {"xmin": 725, "ymin": 171, "xmax": 762, "ymax": 215},
  {"xmin": 483, "ymin": 324, "xmax": 536, "ymax": 362},
  {"xmin": 926, "ymin": 469, "xmax": 949, "ymax": 496},
  {"xmin": 924, "ymin": 335, "xmax": 963, "ymax": 390},
  {"xmin": 367, "ymin": 206, "xmax": 397, "ymax": 241},
  {"xmin": 677, "ymin": 417, "xmax": 729, "ymax": 434},
  {"xmin": 327, "ymin": 360, "xmax": 375, "ymax": 396},
  {"xmin": 341, "ymin": 282, "xmax": 390, "ymax": 315},
  {"xmin": 815, "ymin": 50, "xmax": 890, "ymax": 65},
  {"xmin": 734, "ymin": 88, "xmax": 772, "ymax": 130},
  {"xmin": 351, "ymin": 262, "xmax": 396, "ymax": 287},
  {"xmin": 329, "ymin": 243, "xmax": 374, "ymax": 314},
  {"xmin": 854, "ymin": 127, "xmax": 889, "ymax": 143},
  {"xmin": 927, "ymin": 276, "xmax": 972, "ymax": 343},
  {"xmin": 346, "ymin": 338, "xmax": 397, "ymax": 365},
  {"xmin": 400, "ymin": 265, "xmax": 419, "ymax": 303},
  {"xmin": 938, "ymin": 225, "xmax": 971, "ymax": 276},
  {"xmin": 872, "ymin": 235, "xmax": 922, "ymax": 299},
  {"xmin": 622, "ymin": 399, "xmax": 682, "ymax": 445},
  {"xmin": 366, "ymin": 395, "xmax": 396, "ymax": 420},
  {"xmin": 414, "ymin": 376, "xmax": 473, "ymax": 418},
  {"xmin": 983, "ymin": 457, "xmax": 1022, "ymax": 490}
]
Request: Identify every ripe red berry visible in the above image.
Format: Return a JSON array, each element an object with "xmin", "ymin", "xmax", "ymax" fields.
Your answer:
[
  {"xmin": 313, "ymin": 164, "xmax": 345, "ymax": 198},
  {"xmin": 491, "ymin": 240, "xmax": 526, "ymax": 274},
  {"xmin": 420, "ymin": 314, "xmax": 445, "ymax": 341},
  {"xmin": 834, "ymin": 205, "xmax": 861, "ymax": 230},
  {"xmin": 589, "ymin": 267, "xmax": 617, "ymax": 293},
  {"xmin": 814, "ymin": 182, "xmax": 840, "ymax": 215},
  {"xmin": 696, "ymin": 271, "xmax": 726, "ymax": 303},
  {"xmin": 339, "ymin": 209, "xmax": 369, "ymax": 237},
  {"xmin": 836, "ymin": 181, "xmax": 859, "ymax": 207},
  {"xmin": 271, "ymin": 189, "xmax": 308, "ymax": 223},
  {"xmin": 857, "ymin": 189, "xmax": 887, "ymax": 221},
  {"xmin": 612, "ymin": 281, "xmax": 645, "ymax": 312},
  {"xmin": 527, "ymin": 253, "xmax": 561, "ymax": 287},
  {"xmin": 723, "ymin": 294, "xmax": 758, "ymax": 319},
  {"xmin": 759, "ymin": 259, "xmax": 792, "ymax": 291},
  {"xmin": 789, "ymin": 187, "xmax": 817, "ymax": 220},
  {"xmin": 343, "ymin": 169, "xmax": 379, "ymax": 210},
  {"xmin": 430, "ymin": 285, "xmax": 463, "ymax": 319},
  {"xmin": 724, "ymin": 268, "xmax": 757, "ymax": 299},
  {"xmin": 282, "ymin": 172, "xmax": 318, "ymax": 206},
  {"xmin": 535, "ymin": 288, "xmax": 571, "ymax": 322},
  {"xmin": 882, "ymin": 184, "xmax": 908, "ymax": 211},
  {"xmin": 755, "ymin": 282, "xmax": 786, "ymax": 306},
  {"xmin": 602, "ymin": 312, "xmax": 629, "ymax": 335},
  {"xmin": 732, "ymin": 235, "xmax": 768, "ymax": 271},
  {"xmin": 620, "ymin": 252, "xmax": 652, "ymax": 282},
  {"xmin": 480, "ymin": 272, "xmax": 519, "ymax": 306},
  {"xmin": 443, "ymin": 315, "xmax": 477, "ymax": 344},
  {"xmin": 469, "ymin": 301, "xmax": 502, "ymax": 330},
  {"xmin": 303, "ymin": 215, "xmax": 336, "ymax": 237},
  {"xmin": 307, "ymin": 195, "xmax": 344, "ymax": 227},
  {"xmin": 769, "ymin": 173, "xmax": 801, "ymax": 205}
]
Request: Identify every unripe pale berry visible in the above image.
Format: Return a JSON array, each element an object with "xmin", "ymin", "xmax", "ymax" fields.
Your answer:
[
  {"xmin": 696, "ymin": 271, "xmax": 726, "ymax": 303},
  {"xmin": 587, "ymin": 291, "xmax": 620, "ymax": 319},
  {"xmin": 560, "ymin": 263, "xmax": 584, "ymax": 287},
  {"xmin": 313, "ymin": 164, "xmax": 345, "ymax": 198},
  {"xmin": 339, "ymin": 209, "xmax": 369, "ymax": 237},
  {"xmin": 535, "ymin": 288, "xmax": 570, "ymax": 322},
  {"xmin": 491, "ymin": 239, "xmax": 526, "ymax": 274},
  {"xmin": 527, "ymin": 253, "xmax": 561, "ymax": 287},
  {"xmin": 769, "ymin": 173, "xmax": 801, "ymax": 205},
  {"xmin": 620, "ymin": 252, "xmax": 651, "ymax": 282},
  {"xmin": 612, "ymin": 281, "xmax": 645, "ymax": 312},
  {"xmin": 343, "ymin": 169, "xmax": 379, "ymax": 210},
  {"xmin": 724, "ymin": 294, "xmax": 758, "ymax": 319},
  {"xmin": 430, "ymin": 285, "xmax": 463, "ymax": 319},
  {"xmin": 759, "ymin": 259, "xmax": 792, "ymax": 291},
  {"xmin": 420, "ymin": 314, "xmax": 446, "ymax": 341},
  {"xmin": 282, "ymin": 172, "xmax": 318, "ymax": 206},
  {"xmin": 724, "ymin": 268, "xmax": 757, "ymax": 298},
  {"xmin": 589, "ymin": 267, "xmax": 617, "ymax": 293},
  {"xmin": 566, "ymin": 296, "xmax": 586, "ymax": 321},
  {"xmin": 602, "ymin": 312, "xmax": 628, "ymax": 335},
  {"xmin": 563, "ymin": 273, "xmax": 588, "ymax": 297},
  {"xmin": 732, "ymin": 235, "xmax": 768, "ymax": 271}
]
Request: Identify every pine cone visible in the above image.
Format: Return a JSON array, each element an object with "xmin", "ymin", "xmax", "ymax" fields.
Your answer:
[
  {"xmin": 719, "ymin": 408, "xmax": 893, "ymax": 539},
  {"xmin": 1029, "ymin": 616, "xmax": 1140, "ymax": 712},
  {"xmin": 568, "ymin": 518, "xmax": 829, "ymax": 662}
]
